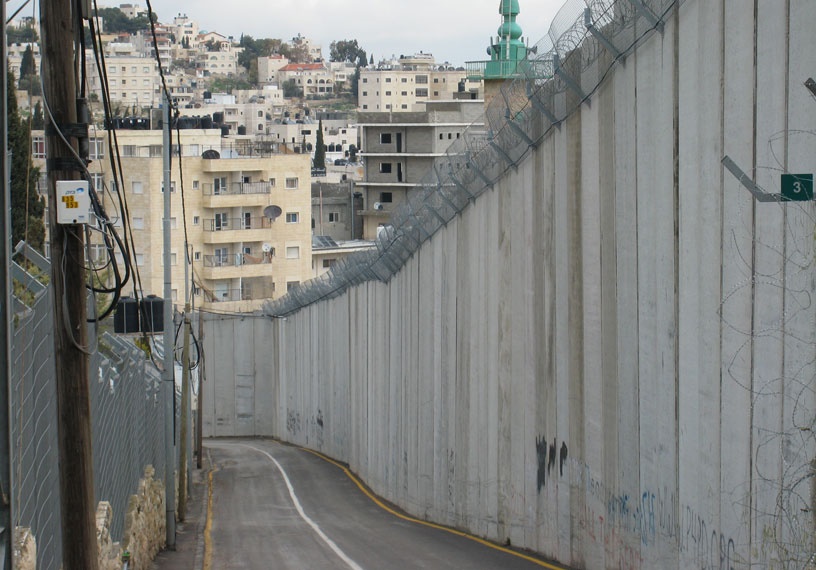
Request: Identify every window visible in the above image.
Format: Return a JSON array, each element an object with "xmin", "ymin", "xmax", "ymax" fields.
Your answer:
[
  {"xmin": 287, "ymin": 281, "xmax": 300, "ymax": 291},
  {"xmin": 122, "ymin": 145, "xmax": 136, "ymax": 157},
  {"xmin": 416, "ymin": 88, "xmax": 428, "ymax": 97},
  {"xmin": 434, "ymin": 91, "xmax": 439, "ymax": 97},
  {"xmin": 269, "ymin": 178, "xmax": 276, "ymax": 187},
  {"xmin": 385, "ymin": 91, "xmax": 391, "ymax": 96},
  {"xmin": 131, "ymin": 181, "xmax": 143, "ymax": 194},
  {"xmin": 143, "ymin": 66, "xmax": 149, "ymax": 73},
  {"xmin": 362, "ymin": 91, "xmax": 368, "ymax": 96},
  {"xmin": 434, "ymin": 78, "xmax": 440, "ymax": 83},
  {"xmin": 448, "ymin": 133, "xmax": 452, "ymax": 139},
  {"xmin": 322, "ymin": 259, "xmax": 336, "ymax": 268},
  {"xmin": 380, "ymin": 133, "xmax": 393, "ymax": 144},
  {"xmin": 385, "ymin": 77, "xmax": 392, "ymax": 83},
  {"xmin": 401, "ymin": 77, "xmax": 408, "ymax": 83},
  {"xmin": 193, "ymin": 216, "xmax": 200, "ymax": 225},
  {"xmin": 132, "ymin": 217, "xmax": 144, "ymax": 230},
  {"xmin": 439, "ymin": 133, "xmax": 444, "ymax": 140},
  {"xmin": 286, "ymin": 212, "xmax": 299, "ymax": 223},
  {"xmin": 415, "ymin": 75, "xmax": 428, "ymax": 84},
  {"xmin": 194, "ymin": 252, "xmax": 201, "ymax": 261},
  {"xmin": 285, "ymin": 246, "xmax": 300, "ymax": 259},
  {"xmin": 213, "ymin": 177, "xmax": 227, "ymax": 194},
  {"xmin": 379, "ymin": 163, "xmax": 392, "ymax": 174},
  {"xmin": 328, "ymin": 212, "xmax": 339, "ymax": 222},
  {"xmin": 258, "ymin": 110, "xmax": 263, "ymax": 117},
  {"xmin": 401, "ymin": 104, "xmax": 408, "ymax": 109},
  {"xmin": 163, "ymin": 253, "xmax": 178, "ymax": 265},
  {"xmin": 380, "ymin": 191, "xmax": 393, "ymax": 203},
  {"xmin": 90, "ymin": 138, "xmax": 104, "ymax": 159},
  {"xmin": 362, "ymin": 104, "xmax": 368, "ymax": 109},
  {"xmin": 362, "ymin": 78, "xmax": 368, "ymax": 83},
  {"xmin": 192, "ymin": 180, "xmax": 199, "ymax": 189},
  {"xmin": 32, "ymin": 136, "xmax": 45, "ymax": 158},
  {"xmin": 285, "ymin": 177, "xmax": 298, "ymax": 189},
  {"xmin": 91, "ymin": 173, "xmax": 104, "ymax": 191},
  {"xmin": 385, "ymin": 104, "xmax": 391, "ymax": 110},
  {"xmin": 401, "ymin": 91, "xmax": 408, "ymax": 96}
]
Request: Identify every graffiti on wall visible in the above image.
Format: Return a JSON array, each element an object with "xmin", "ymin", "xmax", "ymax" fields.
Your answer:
[{"xmin": 535, "ymin": 437, "xmax": 739, "ymax": 570}]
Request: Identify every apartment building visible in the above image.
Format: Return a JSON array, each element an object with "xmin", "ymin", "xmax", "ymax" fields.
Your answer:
[
  {"xmin": 277, "ymin": 63, "xmax": 334, "ymax": 97},
  {"xmin": 8, "ymin": 42, "xmax": 40, "ymax": 80},
  {"xmin": 357, "ymin": 100, "xmax": 484, "ymax": 239},
  {"xmin": 358, "ymin": 54, "xmax": 479, "ymax": 112},
  {"xmin": 197, "ymin": 32, "xmax": 242, "ymax": 77},
  {"xmin": 85, "ymin": 45, "xmax": 162, "ymax": 110},
  {"xmin": 33, "ymin": 127, "xmax": 313, "ymax": 312},
  {"xmin": 257, "ymin": 55, "xmax": 289, "ymax": 84}
]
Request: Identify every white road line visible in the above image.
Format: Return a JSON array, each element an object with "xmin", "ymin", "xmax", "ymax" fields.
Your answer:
[{"xmin": 236, "ymin": 443, "xmax": 365, "ymax": 570}]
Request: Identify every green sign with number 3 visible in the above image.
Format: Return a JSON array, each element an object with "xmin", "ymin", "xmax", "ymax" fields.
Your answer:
[{"xmin": 781, "ymin": 174, "xmax": 813, "ymax": 201}]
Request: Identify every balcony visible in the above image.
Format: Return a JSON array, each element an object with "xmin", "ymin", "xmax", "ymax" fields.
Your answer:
[
  {"xmin": 202, "ymin": 217, "xmax": 274, "ymax": 244},
  {"xmin": 202, "ymin": 181, "xmax": 272, "ymax": 196},
  {"xmin": 200, "ymin": 252, "xmax": 275, "ymax": 279},
  {"xmin": 202, "ymin": 181, "xmax": 272, "ymax": 207}
]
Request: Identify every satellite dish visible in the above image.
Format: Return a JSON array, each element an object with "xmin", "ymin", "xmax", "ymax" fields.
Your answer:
[
  {"xmin": 263, "ymin": 205, "xmax": 283, "ymax": 220},
  {"xmin": 373, "ymin": 202, "xmax": 384, "ymax": 211},
  {"xmin": 262, "ymin": 243, "xmax": 272, "ymax": 253}
]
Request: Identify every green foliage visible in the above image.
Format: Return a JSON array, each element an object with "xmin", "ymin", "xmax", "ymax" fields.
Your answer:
[
  {"xmin": 31, "ymin": 101, "xmax": 44, "ymax": 129},
  {"xmin": 7, "ymin": 68, "xmax": 45, "ymax": 252},
  {"xmin": 330, "ymin": 39, "xmax": 366, "ymax": 65},
  {"xmin": 279, "ymin": 43, "xmax": 310, "ymax": 64},
  {"xmin": 282, "ymin": 79, "xmax": 300, "ymax": 98},
  {"xmin": 238, "ymin": 35, "xmax": 283, "ymax": 71},
  {"xmin": 207, "ymin": 76, "xmax": 251, "ymax": 94},
  {"xmin": 314, "ymin": 119, "xmax": 326, "ymax": 168},
  {"xmin": 94, "ymin": 7, "xmax": 154, "ymax": 33},
  {"xmin": 6, "ymin": 25, "xmax": 38, "ymax": 45},
  {"xmin": 19, "ymin": 45, "xmax": 35, "ymax": 79},
  {"xmin": 204, "ymin": 38, "xmax": 221, "ymax": 52}
]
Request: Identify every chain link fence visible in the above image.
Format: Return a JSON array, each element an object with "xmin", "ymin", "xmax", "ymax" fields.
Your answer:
[
  {"xmin": 11, "ymin": 243, "xmax": 170, "ymax": 569},
  {"xmin": 264, "ymin": 0, "xmax": 680, "ymax": 317}
]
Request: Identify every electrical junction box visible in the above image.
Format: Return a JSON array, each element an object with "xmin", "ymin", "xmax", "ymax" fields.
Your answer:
[{"xmin": 56, "ymin": 180, "xmax": 92, "ymax": 224}]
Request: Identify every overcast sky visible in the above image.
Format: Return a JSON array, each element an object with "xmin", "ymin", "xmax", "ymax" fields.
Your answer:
[{"xmin": 148, "ymin": 0, "xmax": 568, "ymax": 66}]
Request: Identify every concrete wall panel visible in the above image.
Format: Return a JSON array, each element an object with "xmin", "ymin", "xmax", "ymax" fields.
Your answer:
[{"xmin": 203, "ymin": 2, "xmax": 816, "ymax": 567}]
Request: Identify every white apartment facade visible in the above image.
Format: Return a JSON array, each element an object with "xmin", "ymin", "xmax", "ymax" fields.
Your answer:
[
  {"xmin": 358, "ymin": 54, "xmax": 478, "ymax": 112},
  {"xmin": 33, "ymin": 127, "xmax": 314, "ymax": 312}
]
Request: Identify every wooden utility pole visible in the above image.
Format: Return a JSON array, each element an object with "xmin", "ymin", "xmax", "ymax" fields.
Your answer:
[
  {"xmin": 0, "ymin": 1, "xmax": 14, "ymax": 566},
  {"xmin": 196, "ymin": 308, "xmax": 204, "ymax": 469},
  {"xmin": 40, "ymin": 0, "xmax": 99, "ymax": 568}
]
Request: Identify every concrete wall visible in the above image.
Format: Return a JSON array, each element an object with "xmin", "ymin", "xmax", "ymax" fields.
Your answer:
[{"xmin": 202, "ymin": 2, "xmax": 816, "ymax": 568}]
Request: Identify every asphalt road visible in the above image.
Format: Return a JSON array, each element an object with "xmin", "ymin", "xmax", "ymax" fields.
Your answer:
[{"xmin": 204, "ymin": 439, "xmax": 566, "ymax": 570}]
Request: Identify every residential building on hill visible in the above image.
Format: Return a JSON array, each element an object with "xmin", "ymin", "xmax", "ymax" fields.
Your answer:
[
  {"xmin": 356, "ymin": 99, "xmax": 484, "ymax": 239},
  {"xmin": 358, "ymin": 53, "xmax": 481, "ymax": 113},
  {"xmin": 33, "ymin": 127, "xmax": 313, "ymax": 312}
]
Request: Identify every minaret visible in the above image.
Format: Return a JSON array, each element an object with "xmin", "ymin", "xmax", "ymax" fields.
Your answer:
[{"xmin": 466, "ymin": 0, "xmax": 529, "ymax": 108}]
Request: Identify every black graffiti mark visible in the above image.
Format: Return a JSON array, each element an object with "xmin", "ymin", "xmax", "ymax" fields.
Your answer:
[
  {"xmin": 536, "ymin": 434, "xmax": 569, "ymax": 493},
  {"xmin": 559, "ymin": 442, "xmax": 568, "ymax": 476},
  {"xmin": 316, "ymin": 408, "xmax": 324, "ymax": 428},
  {"xmin": 536, "ymin": 435, "xmax": 548, "ymax": 492},
  {"xmin": 548, "ymin": 438, "xmax": 557, "ymax": 473}
]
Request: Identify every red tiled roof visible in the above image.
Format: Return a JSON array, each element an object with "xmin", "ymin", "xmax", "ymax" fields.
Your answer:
[{"xmin": 279, "ymin": 63, "xmax": 325, "ymax": 72}]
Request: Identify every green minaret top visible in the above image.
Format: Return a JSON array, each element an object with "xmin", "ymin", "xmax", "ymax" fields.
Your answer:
[{"xmin": 466, "ymin": 0, "xmax": 529, "ymax": 81}]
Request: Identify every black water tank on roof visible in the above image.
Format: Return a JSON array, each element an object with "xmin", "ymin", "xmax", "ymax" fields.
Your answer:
[
  {"xmin": 237, "ymin": 125, "xmax": 246, "ymax": 135},
  {"xmin": 113, "ymin": 296, "xmax": 139, "ymax": 334},
  {"xmin": 139, "ymin": 295, "xmax": 164, "ymax": 334}
]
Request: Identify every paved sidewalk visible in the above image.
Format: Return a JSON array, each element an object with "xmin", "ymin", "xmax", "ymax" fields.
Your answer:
[{"xmin": 150, "ymin": 457, "xmax": 208, "ymax": 570}]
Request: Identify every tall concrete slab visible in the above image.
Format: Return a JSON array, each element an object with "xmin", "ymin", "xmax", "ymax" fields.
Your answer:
[{"xmin": 203, "ymin": 2, "xmax": 816, "ymax": 567}]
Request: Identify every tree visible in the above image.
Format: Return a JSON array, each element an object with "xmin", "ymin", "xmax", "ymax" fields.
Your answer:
[
  {"xmin": 330, "ymin": 39, "xmax": 365, "ymax": 64},
  {"xmin": 6, "ymin": 24, "xmax": 38, "ymax": 44},
  {"xmin": 7, "ymin": 69, "xmax": 45, "ymax": 252},
  {"xmin": 313, "ymin": 120, "xmax": 325, "ymax": 168},
  {"xmin": 19, "ymin": 45, "xmax": 35, "ymax": 79},
  {"xmin": 32, "ymin": 101, "xmax": 44, "ymax": 129},
  {"xmin": 282, "ymin": 79, "xmax": 300, "ymax": 99}
]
